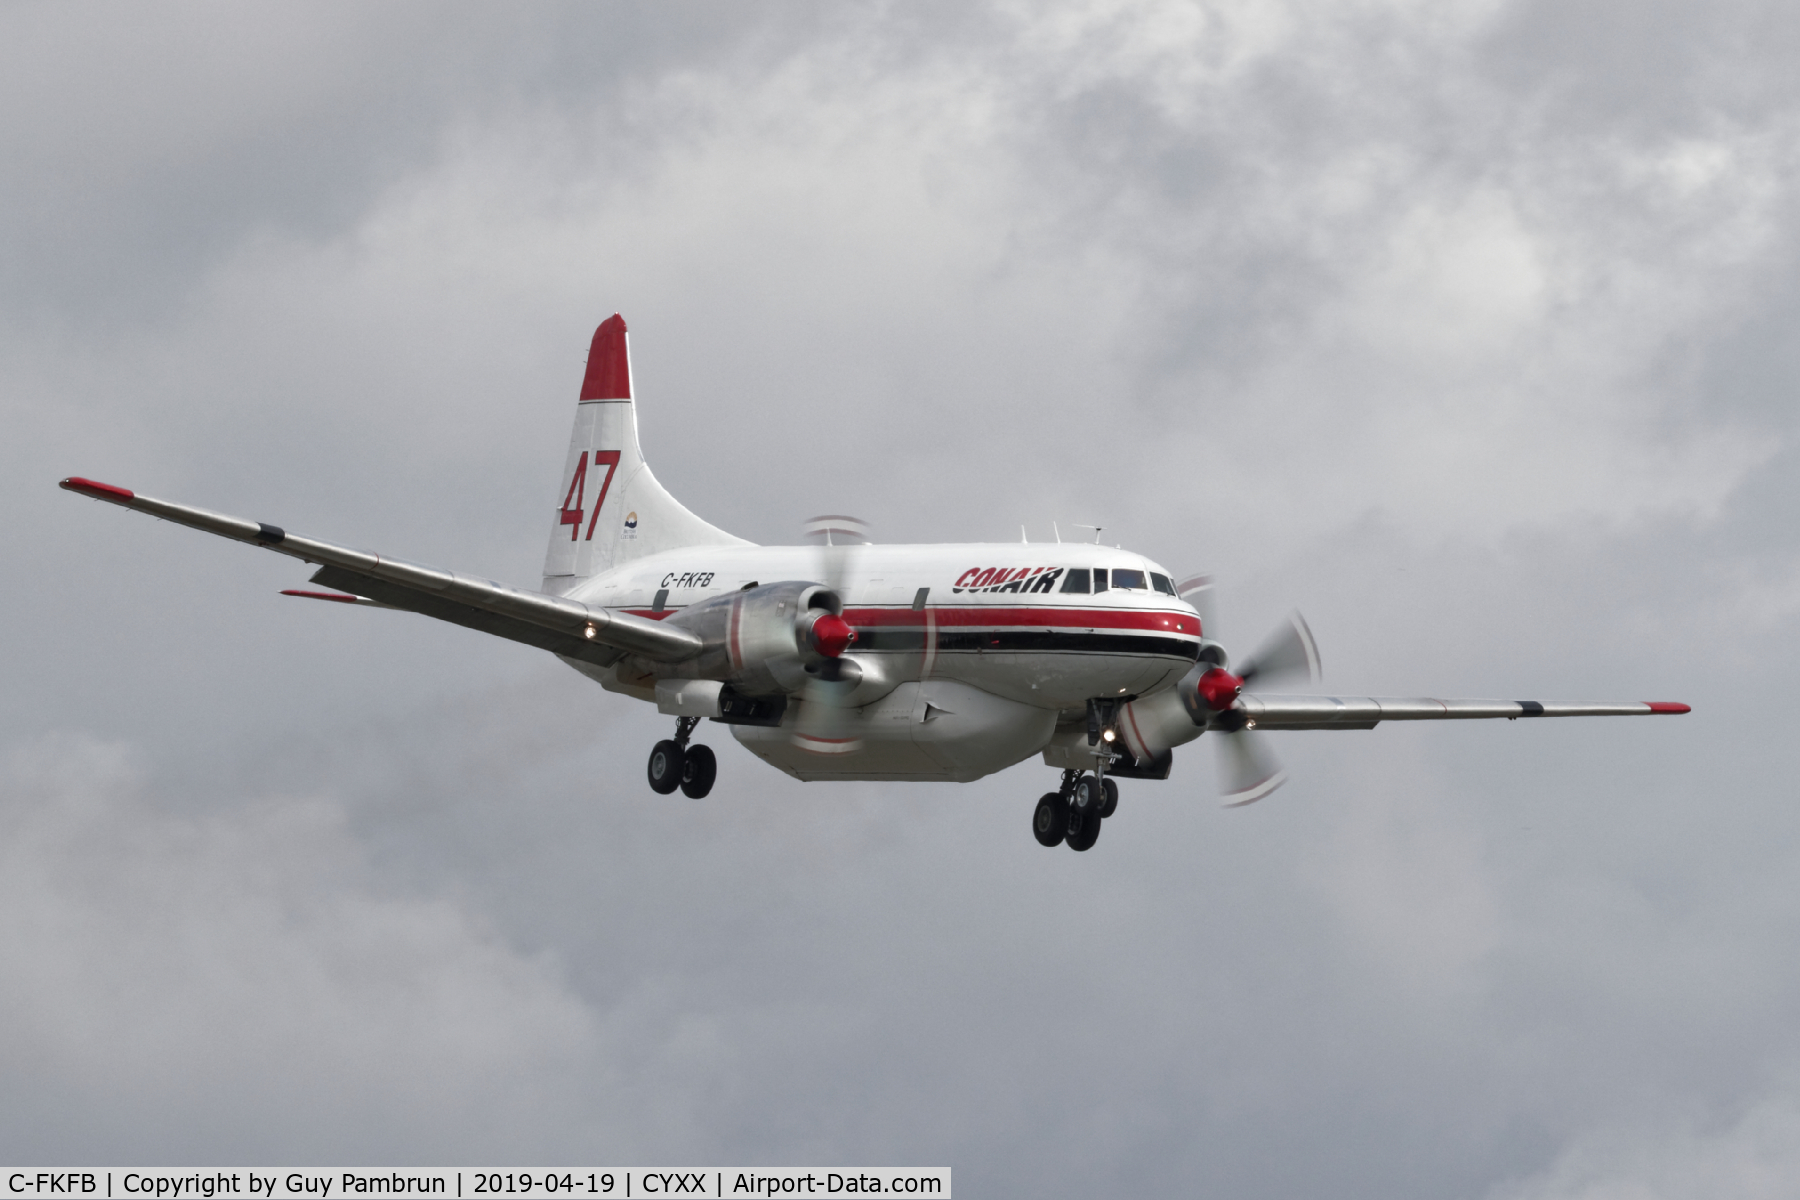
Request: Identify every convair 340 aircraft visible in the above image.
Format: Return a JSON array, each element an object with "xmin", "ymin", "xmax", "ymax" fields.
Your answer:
[{"xmin": 61, "ymin": 315, "xmax": 1690, "ymax": 852}]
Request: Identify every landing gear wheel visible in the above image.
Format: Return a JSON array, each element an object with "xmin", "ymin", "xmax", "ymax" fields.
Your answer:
[
  {"xmin": 1032, "ymin": 792, "xmax": 1068, "ymax": 847},
  {"xmin": 1072, "ymin": 775, "xmax": 1104, "ymax": 820},
  {"xmin": 680, "ymin": 744, "xmax": 717, "ymax": 798},
  {"xmin": 1066, "ymin": 775, "xmax": 1105, "ymax": 851},
  {"xmin": 1100, "ymin": 776, "xmax": 1119, "ymax": 819},
  {"xmin": 647, "ymin": 739, "xmax": 685, "ymax": 794},
  {"xmin": 1066, "ymin": 807, "xmax": 1102, "ymax": 852}
]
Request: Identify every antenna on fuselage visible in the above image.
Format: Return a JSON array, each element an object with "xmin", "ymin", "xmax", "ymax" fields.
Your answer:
[
  {"xmin": 1073, "ymin": 524, "xmax": 1103, "ymax": 544},
  {"xmin": 1053, "ymin": 522, "xmax": 1062, "ymax": 544}
]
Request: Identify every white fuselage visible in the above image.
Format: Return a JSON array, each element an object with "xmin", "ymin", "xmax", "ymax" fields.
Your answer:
[{"xmin": 559, "ymin": 540, "xmax": 1204, "ymax": 782}]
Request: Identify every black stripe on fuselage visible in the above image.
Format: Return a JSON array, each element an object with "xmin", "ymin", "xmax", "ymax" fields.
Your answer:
[{"xmin": 852, "ymin": 628, "xmax": 1199, "ymax": 658}]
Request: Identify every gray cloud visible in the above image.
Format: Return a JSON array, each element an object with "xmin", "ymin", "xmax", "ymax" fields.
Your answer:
[{"xmin": 4, "ymin": 2, "xmax": 1799, "ymax": 1196}]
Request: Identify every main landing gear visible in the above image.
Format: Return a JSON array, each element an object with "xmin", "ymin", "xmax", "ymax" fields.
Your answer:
[
  {"xmin": 647, "ymin": 716, "xmax": 717, "ymax": 798},
  {"xmin": 1033, "ymin": 769, "xmax": 1119, "ymax": 852}
]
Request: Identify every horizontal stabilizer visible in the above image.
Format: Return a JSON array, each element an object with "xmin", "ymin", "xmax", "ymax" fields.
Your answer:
[{"xmin": 60, "ymin": 476, "xmax": 702, "ymax": 664}]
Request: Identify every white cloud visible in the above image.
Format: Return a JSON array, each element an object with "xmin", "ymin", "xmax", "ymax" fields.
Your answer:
[
  {"xmin": 0, "ymin": 733, "xmax": 603, "ymax": 1158},
  {"xmin": 1491, "ymin": 1098, "xmax": 1800, "ymax": 1200}
]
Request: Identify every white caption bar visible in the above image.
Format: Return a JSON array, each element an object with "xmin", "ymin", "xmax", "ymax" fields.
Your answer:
[{"xmin": 2, "ymin": 1173, "xmax": 949, "ymax": 1200}]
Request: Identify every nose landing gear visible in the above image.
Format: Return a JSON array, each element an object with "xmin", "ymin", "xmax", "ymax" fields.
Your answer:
[
  {"xmin": 1031, "ymin": 768, "xmax": 1119, "ymax": 851},
  {"xmin": 647, "ymin": 716, "xmax": 718, "ymax": 798}
]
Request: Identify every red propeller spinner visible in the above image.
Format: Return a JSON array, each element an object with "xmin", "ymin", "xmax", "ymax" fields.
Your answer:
[
  {"xmin": 808, "ymin": 612, "xmax": 856, "ymax": 658},
  {"xmin": 1197, "ymin": 667, "xmax": 1245, "ymax": 711}
]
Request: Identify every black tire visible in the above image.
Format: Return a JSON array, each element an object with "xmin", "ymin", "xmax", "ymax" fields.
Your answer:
[
  {"xmin": 1100, "ymin": 776, "xmax": 1119, "ymax": 819},
  {"xmin": 1032, "ymin": 792, "xmax": 1067, "ymax": 847},
  {"xmin": 680, "ymin": 744, "xmax": 717, "ymax": 798},
  {"xmin": 647, "ymin": 739, "xmax": 685, "ymax": 794},
  {"xmin": 1072, "ymin": 775, "xmax": 1103, "ymax": 820},
  {"xmin": 1066, "ymin": 807, "xmax": 1102, "ymax": 852}
]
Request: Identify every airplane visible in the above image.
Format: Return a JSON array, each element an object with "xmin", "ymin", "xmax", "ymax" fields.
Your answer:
[{"xmin": 60, "ymin": 314, "xmax": 1690, "ymax": 852}]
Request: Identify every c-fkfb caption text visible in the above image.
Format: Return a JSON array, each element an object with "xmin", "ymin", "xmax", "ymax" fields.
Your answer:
[{"xmin": 4, "ymin": 1173, "xmax": 948, "ymax": 1200}]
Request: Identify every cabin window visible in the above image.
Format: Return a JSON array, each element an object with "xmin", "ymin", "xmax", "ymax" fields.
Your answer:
[
  {"xmin": 1093, "ymin": 569, "xmax": 1109, "ymax": 592},
  {"xmin": 1060, "ymin": 568, "xmax": 1091, "ymax": 594},
  {"xmin": 1111, "ymin": 568, "xmax": 1147, "ymax": 590},
  {"xmin": 1151, "ymin": 573, "xmax": 1176, "ymax": 596}
]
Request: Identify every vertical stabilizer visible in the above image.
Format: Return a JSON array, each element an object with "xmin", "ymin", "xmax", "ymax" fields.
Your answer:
[{"xmin": 542, "ymin": 315, "xmax": 751, "ymax": 594}]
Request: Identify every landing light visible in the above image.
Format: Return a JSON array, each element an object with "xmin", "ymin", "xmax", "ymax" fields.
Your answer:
[
  {"xmin": 584, "ymin": 624, "xmax": 597, "ymax": 640},
  {"xmin": 1102, "ymin": 728, "xmax": 1116, "ymax": 743}
]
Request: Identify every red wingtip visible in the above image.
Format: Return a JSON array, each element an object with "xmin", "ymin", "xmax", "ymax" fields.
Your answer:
[
  {"xmin": 280, "ymin": 589, "xmax": 361, "ymax": 604},
  {"xmin": 60, "ymin": 476, "xmax": 135, "ymax": 501},
  {"xmin": 579, "ymin": 313, "xmax": 631, "ymax": 400},
  {"xmin": 1645, "ymin": 702, "xmax": 1691, "ymax": 714}
]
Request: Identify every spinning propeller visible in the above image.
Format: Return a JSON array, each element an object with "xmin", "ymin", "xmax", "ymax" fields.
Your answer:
[
  {"xmin": 1180, "ymin": 576, "xmax": 1320, "ymax": 805},
  {"xmin": 791, "ymin": 516, "xmax": 870, "ymax": 754}
]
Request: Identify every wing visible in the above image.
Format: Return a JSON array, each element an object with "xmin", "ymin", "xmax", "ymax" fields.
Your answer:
[
  {"xmin": 1238, "ymin": 694, "xmax": 1690, "ymax": 729},
  {"xmin": 59, "ymin": 477, "xmax": 701, "ymax": 665}
]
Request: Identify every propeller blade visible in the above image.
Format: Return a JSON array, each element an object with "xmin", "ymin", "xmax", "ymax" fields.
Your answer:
[
  {"xmin": 803, "ymin": 515, "xmax": 870, "ymax": 545},
  {"xmin": 792, "ymin": 514, "xmax": 870, "ymax": 754},
  {"xmin": 791, "ymin": 661, "xmax": 865, "ymax": 755},
  {"xmin": 1176, "ymin": 574, "xmax": 1218, "ymax": 643},
  {"xmin": 1237, "ymin": 611, "xmax": 1320, "ymax": 688},
  {"xmin": 804, "ymin": 513, "xmax": 868, "ymax": 606},
  {"xmin": 1217, "ymin": 728, "xmax": 1286, "ymax": 806}
]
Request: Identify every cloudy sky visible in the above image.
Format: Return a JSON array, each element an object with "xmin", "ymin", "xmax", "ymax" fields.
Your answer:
[{"xmin": 5, "ymin": 1, "xmax": 1800, "ymax": 1194}]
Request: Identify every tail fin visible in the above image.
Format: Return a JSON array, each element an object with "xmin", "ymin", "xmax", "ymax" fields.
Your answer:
[{"xmin": 541, "ymin": 315, "xmax": 750, "ymax": 594}]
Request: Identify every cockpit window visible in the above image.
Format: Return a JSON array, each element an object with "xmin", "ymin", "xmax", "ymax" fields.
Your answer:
[
  {"xmin": 1111, "ymin": 568, "xmax": 1147, "ymax": 590},
  {"xmin": 1059, "ymin": 568, "xmax": 1091, "ymax": 594},
  {"xmin": 1093, "ymin": 569, "xmax": 1109, "ymax": 592},
  {"xmin": 1151, "ymin": 573, "xmax": 1176, "ymax": 595}
]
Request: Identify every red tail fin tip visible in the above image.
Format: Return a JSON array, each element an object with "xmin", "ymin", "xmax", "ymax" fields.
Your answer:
[{"xmin": 580, "ymin": 314, "xmax": 631, "ymax": 400}]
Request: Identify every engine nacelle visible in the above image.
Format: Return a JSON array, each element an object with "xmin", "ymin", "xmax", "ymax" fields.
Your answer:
[
  {"xmin": 658, "ymin": 580, "xmax": 852, "ymax": 696},
  {"xmin": 1113, "ymin": 662, "xmax": 1216, "ymax": 763}
]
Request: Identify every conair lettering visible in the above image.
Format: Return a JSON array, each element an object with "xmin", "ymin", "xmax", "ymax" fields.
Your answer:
[{"xmin": 953, "ymin": 566, "xmax": 1063, "ymax": 594}]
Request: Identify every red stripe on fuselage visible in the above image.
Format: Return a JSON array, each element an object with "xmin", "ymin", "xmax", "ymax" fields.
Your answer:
[
  {"xmin": 609, "ymin": 603, "xmax": 1197, "ymax": 645},
  {"xmin": 844, "ymin": 605, "xmax": 1199, "ymax": 635}
]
